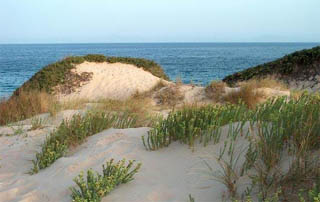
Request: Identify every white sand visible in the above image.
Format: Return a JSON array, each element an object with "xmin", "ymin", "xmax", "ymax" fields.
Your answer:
[
  {"xmin": 0, "ymin": 116, "xmax": 255, "ymax": 202},
  {"xmin": 60, "ymin": 62, "xmax": 162, "ymax": 101}
]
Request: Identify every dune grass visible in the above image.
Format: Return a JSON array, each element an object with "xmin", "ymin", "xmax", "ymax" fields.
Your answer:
[
  {"xmin": 142, "ymin": 103, "xmax": 249, "ymax": 151},
  {"xmin": 205, "ymin": 78, "xmax": 288, "ymax": 109},
  {"xmin": 30, "ymin": 111, "xmax": 137, "ymax": 174},
  {"xmin": 0, "ymin": 91, "xmax": 57, "ymax": 126},
  {"xmin": 205, "ymin": 81, "xmax": 227, "ymax": 102},
  {"xmin": 142, "ymin": 93, "xmax": 320, "ymax": 200},
  {"xmin": 154, "ymin": 85, "xmax": 185, "ymax": 106},
  {"xmin": 71, "ymin": 159, "xmax": 141, "ymax": 202},
  {"xmin": 223, "ymin": 82, "xmax": 264, "ymax": 109}
]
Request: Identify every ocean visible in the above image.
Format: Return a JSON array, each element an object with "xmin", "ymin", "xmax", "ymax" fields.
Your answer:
[{"xmin": 0, "ymin": 43, "xmax": 319, "ymax": 98}]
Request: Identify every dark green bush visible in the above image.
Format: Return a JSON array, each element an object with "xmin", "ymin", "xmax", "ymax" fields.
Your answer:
[{"xmin": 223, "ymin": 46, "xmax": 320, "ymax": 85}]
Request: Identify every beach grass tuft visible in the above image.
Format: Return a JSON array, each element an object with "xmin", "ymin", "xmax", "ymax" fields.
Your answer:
[
  {"xmin": 30, "ymin": 111, "xmax": 137, "ymax": 174},
  {"xmin": 0, "ymin": 91, "xmax": 56, "ymax": 126},
  {"xmin": 70, "ymin": 158, "xmax": 141, "ymax": 202}
]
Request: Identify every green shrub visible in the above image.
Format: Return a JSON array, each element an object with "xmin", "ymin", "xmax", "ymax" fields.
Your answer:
[
  {"xmin": 223, "ymin": 46, "xmax": 320, "ymax": 85},
  {"xmin": 142, "ymin": 104, "xmax": 249, "ymax": 150},
  {"xmin": 30, "ymin": 111, "xmax": 137, "ymax": 174},
  {"xmin": 143, "ymin": 93, "xmax": 320, "ymax": 200},
  {"xmin": 70, "ymin": 159, "xmax": 141, "ymax": 202}
]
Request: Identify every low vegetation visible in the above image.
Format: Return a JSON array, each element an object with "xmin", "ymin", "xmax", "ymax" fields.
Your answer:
[
  {"xmin": 30, "ymin": 117, "xmax": 45, "ymax": 130},
  {"xmin": 205, "ymin": 81, "xmax": 227, "ymax": 102},
  {"xmin": 0, "ymin": 91, "xmax": 56, "ymax": 126},
  {"xmin": 205, "ymin": 78, "xmax": 288, "ymax": 108},
  {"xmin": 71, "ymin": 158, "xmax": 141, "ymax": 202},
  {"xmin": 143, "ymin": 93, "xmax": 320, "ymax": 201},
  {"xmin": 30, "ymin": 111, "xmax": 137, "ymax": 174},
  {"xmin": 142, "ymin": 103, "xmax": 248, "ymax": 150},
  {"xmin": 223, "ymin": 82, "xmax": 264, "ymax": 109},
  {"xmin": 154, "ymin": 85, "xmax": 185, "ymax": 106},
  {"xmin": 15, "ymin": 54, "xmax": 169, "ymax": 94},
  {"xmin": 223, "ymin": 46, "xmax": 320, "ymax": 85}
]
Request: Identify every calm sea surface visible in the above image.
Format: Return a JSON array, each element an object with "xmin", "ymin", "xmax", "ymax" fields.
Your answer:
[{"xmin": 0, "ymin": 43, "xmax": 319, "ymax": 97}]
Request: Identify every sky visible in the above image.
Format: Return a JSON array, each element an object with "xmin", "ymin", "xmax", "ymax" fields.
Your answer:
[{"xmin": 0, "ymin": 0, "xmax": 319, "ymax": 43}]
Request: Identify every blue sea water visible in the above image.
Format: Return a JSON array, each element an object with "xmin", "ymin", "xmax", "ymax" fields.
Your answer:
[{"xmin": 0, "ymin": 43, "xmax": 319, "ymax": 98}]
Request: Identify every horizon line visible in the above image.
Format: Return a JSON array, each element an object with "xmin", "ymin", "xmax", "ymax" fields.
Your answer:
[{"xmin": 1, "ymin": 41, "xmax": 320, "ymax": 45}]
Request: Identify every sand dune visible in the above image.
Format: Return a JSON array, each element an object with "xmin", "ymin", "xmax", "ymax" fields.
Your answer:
[
  {"xmin": 59, "ymin": 62, "xmax": 163, "ymax": 101},
  {"xmin": 0, "ymin": 114, "xmax": 257, "ymax": 202},
  {"xmin": 0, "ymin": 127, "xmax": 220, "ymax": 202}
]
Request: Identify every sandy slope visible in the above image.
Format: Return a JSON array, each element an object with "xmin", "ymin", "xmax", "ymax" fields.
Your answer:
[
  {"xmin": 60, "ymin": 62, "xmax": 162, "ymax": 101},
  {"xmin": 0, "ymin": 116, "xmax": 254, "ymax": 202}
]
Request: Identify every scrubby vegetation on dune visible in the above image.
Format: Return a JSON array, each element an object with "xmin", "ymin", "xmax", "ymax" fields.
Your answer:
[
  {"xmin": 223, "ymin": 46, "xmax": 320, "ymax": 85},
  {"xmin": 15, "ymin": 54, "xmax": 169, "ymax": 95},
  {"xmin": 205, "ymin": 78, "xmax": 288, "ymax": 108},
  {"xmin": 143, "ymin": 93, "xmax": 320, "ymax": 201},
  {"xmin": 30, "ymin": 111, "xmax": 137, "ymax": 174},
  {"xmin": 71, "ymin": 159, "xmax": 141, "ymax": 202},
  {"xmin": 0, "ymin": 91, "xmax": 57, "ymax": 125}
]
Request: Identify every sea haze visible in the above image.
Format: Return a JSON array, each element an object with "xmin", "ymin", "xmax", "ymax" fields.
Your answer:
[{"xmin": 0, "ymin": 42, "xmax": 319, "ymax": 97}]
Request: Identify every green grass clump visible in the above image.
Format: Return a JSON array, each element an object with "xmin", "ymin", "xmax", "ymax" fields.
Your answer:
[
  {"xmin": 15, "ymin": 54, "xmax": 169, "ymax": 94},
  {"xmin": 142, "ymin": 104, "xmax": 249, "ymax": 150},
  {"xmin": 223, "ymin": 46, "xmax": 320, "ymax": 85},
  {"xmin": 142, "ymin": 93, "xmax": 320, "ymax": 200},
  {"xmin": 70, "ymin": 158, "xmax": 141, "ymax": 202},
  {"xmin": 30, "ymin": 112, "xmax": 137, "ymax": 174},
  {"xmin": 214, "ymin": 94, "xmax": 320, "ymax": 200}
]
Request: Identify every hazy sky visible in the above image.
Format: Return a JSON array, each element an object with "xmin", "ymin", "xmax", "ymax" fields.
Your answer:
[{"xmin": 1, "ymin": 0, "xmax": 319, "ymax": 43}]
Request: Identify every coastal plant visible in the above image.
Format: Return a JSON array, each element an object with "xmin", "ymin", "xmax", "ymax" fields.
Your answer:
[
  {"xmin": 299, "ymin": 178, "xmax": 320, "ymax": 202},
  {"xmin": 239, "ymin": 94, "xmax": 320, "ymax": 200},
  {"xmin": 0, "ymin": 91, "xmax": 55, "ymax": 126},
  {"xmin": 223, "ymin": 46, "xmax": 320, "ymax": 85},
  {"xmin": 206, "ymin": 140, "xmax": 243, "ymax": 198},
  {"xmin": 11, "ymin": 125, "xmax": 24, "ymax": 136},
  {"xmin": 30, "ymin": 117, "xmax": 45, "ymax": 130},
  {"xmin": 142, "ymin": 103, "xmax": 249, "ymax": 151},
  {"xmin": 30, "ymin": 111, "xmax": 137, "ymax": 174},
  {"xmin": 223, "ymin": 81, "xmax": 265, "ymax": 109},
  {"xmin": 149, "ymin": 93, "xmax": 320, "ymax": 200},
  {"xmin": 97, "ymin": 96, "xmax": 157, "ymax": 127},
  {"xmin": 70, "ymin": 158, "xmax": 141, "ymax": 202},
  {"xmin": 154, "ymin": 85, "xmax": 185, "ymax": 106},
  {"xmin": 205, "ymin": 80, "xmax": 227, "ymax": 102},
  {"xmin": 188, "ymin": 194, "xmax": 195, "ymax": 202}
]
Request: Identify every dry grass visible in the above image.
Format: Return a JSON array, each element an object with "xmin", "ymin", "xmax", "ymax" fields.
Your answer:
[
  {"xmin": 155, "ymin": 85, "xmax": 185, "ymax": 107},
  {"xmin": 240, "ymin": 77, "xmax": 288, "ymax": 90},
  {"xmin": 223, "ymin": 78, "xmax": 288, "ymax": 108},
  {"xmin": 205, "ymin": 81, "xmax": 227, "ymax": 101},
  {"xmin": 58, "ymin": 98, "xmax": 90, "ymax": 110},
  {"xmin": 133, "ymin": 80, "xmax": 167, "ymax": 99},
  {"xmin": 0, "ymin": 91, "xmax": 57, "ymax": 125},
  {"xmin": 223, "ymin": 82, "xmax": 264, "ymax": 109},
  {"xmin": 95, "ymin": 97, "xmax": 157, "ymax": 127}
]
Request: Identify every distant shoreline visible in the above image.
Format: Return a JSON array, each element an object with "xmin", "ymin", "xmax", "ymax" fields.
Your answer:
[{"xmin": 1, "ymin": 42, "xmax": 320, "ymax": 45}]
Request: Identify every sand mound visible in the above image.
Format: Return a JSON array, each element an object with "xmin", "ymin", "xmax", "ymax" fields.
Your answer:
[
  {"xmin": 59, "ymin": 62, "xmax": 162, "ymax": 101},
  {"xmin": 0, "ymin": 125, "xmax": 233, "ymax": 202}
]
